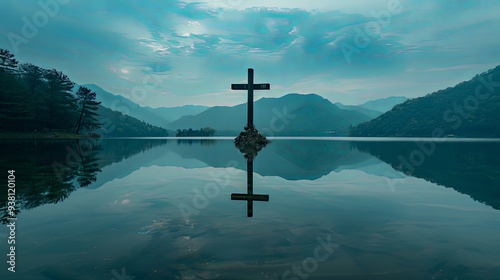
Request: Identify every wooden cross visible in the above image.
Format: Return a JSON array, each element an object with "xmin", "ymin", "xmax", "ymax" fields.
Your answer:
[
  {"xmin": 231, "ymin": 158, "xmax": 269, "ymax": 217},
  {"xmin": 231, "ymin": 68, "xmax": 270, "ymax": 129}
]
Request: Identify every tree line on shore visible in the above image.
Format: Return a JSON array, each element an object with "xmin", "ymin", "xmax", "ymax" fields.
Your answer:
[{"xmin": 0, "ymin": 48, "xmax": 100, "ymax": 134}]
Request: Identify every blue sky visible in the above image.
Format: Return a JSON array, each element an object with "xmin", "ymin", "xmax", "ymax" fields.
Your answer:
[{"xmin": 1, "ymin": 0, "xmax": 499, "ymax": 107}]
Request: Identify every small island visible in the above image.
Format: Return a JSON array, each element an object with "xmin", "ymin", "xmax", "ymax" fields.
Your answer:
[
  {"xmin": 176, "ymin": 127, "xmax": 216, "ymax": 137},
  {"xmin": 234, "ymin": 126, "xmax": 270, "ymax": 159}
]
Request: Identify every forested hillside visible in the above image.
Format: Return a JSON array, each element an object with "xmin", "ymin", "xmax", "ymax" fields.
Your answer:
[
  {"xmin": 350, "ymin": 66, "xmax": 500, "ymax": 137},
  {"xmin": 0, "ymin": 48, "xmax": 168, "ymax": 137},
  {"xmin": 97, "ymin": 106, "xmax": 169, "ymax": 137},
  {"xmin": 0, "ymin": 49, "xmax": 99, "ymax": 133}
]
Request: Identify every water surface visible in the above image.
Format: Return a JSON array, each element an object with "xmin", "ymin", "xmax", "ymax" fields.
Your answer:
[{"xmin": 0, "ymin": 138, "xmax": 499, "ymax": 279}]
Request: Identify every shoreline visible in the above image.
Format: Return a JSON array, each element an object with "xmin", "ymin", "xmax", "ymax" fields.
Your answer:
[
  {"xmin": 2, "ymin": 133, "xmax": 500, "ymax": 141},
  {"xmin": 0, "ymin": 132, "xmax": 85, "ymax": 139}
]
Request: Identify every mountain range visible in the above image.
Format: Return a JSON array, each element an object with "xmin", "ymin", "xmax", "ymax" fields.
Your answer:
[
  {"xmin": 86, "ymin": 139, "xmax": 397, "ymax": 187},
  {"xmin": 171, "ymin": 94, "xmax": 374, "ymax": 135},
  {"xmin": 85, "ymin": 84, "xmax": 407, "ymax": 136},
  {"xmin": 84, "ymin": 84, "xmax": 209, "ymax": 128}
]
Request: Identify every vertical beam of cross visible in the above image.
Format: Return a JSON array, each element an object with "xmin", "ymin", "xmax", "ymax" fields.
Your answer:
[
  {"xmin": 248, "ymin": 68, "xmax": 254, "ymax": 129},
  {"xmin": 231, "ymin": 68, "xmax": 270, "ymax": 130}
]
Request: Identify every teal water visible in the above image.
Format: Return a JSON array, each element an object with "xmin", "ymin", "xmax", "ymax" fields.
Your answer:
[{"xmin": 0, "ymin": 138, "xmax": 499, "ymax": 279}]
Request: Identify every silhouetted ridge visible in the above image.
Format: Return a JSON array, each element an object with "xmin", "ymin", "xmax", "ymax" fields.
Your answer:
[{"xmin": 350, "ymin": 65, "xmax": 500, "ymax": 137}]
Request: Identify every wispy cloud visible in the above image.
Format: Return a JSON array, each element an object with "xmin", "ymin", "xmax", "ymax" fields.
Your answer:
[{"xmin": 0, "ymin": 0, "xmax": 498, "ymax": 107}]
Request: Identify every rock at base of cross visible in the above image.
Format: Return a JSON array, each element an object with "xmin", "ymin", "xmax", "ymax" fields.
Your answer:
[{"xmin": 234, "ymin": 126, "xmax": 270, "ymax": 159}]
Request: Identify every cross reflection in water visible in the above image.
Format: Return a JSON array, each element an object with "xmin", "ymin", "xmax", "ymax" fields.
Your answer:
[{"xmin": 231, "ymin": 156, "xmax": 269, "ymax": 217}]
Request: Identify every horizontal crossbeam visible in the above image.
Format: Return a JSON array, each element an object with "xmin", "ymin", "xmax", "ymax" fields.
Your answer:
[
  {"xmin": 231, "ymin": 83, "xmax": 270, "ymax": 90},
  {"xmin": 231, "ymin": 193, "xmax": 269, "ymax": 201}
]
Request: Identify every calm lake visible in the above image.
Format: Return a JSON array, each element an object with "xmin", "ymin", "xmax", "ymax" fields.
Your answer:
[{"xmin": 1, "ymin": 138, "xmax": 500, "ymax": 279}]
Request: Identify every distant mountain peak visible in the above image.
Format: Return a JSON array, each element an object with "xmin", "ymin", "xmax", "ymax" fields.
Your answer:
[
  {"xmin": 359, "ymin": 96, "xmax": 408, "ymax": 112},
  {"xmin": 170, "ymin": 92, "xmax": 374, "ymax": 136}
]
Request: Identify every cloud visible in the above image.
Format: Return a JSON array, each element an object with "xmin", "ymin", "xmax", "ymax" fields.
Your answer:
[{"xmin": 0, "ymin": 0, "xmax": 498, "ymax": 107}]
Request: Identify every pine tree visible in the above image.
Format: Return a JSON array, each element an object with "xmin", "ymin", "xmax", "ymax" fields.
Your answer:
[
  {"xmin": 44, "ymin": 69, "xmax": 77, "ymax": 131},
  {"xmin": 16, "ymin": 63, "xmax": 45, "ymax": 131},
  {"xmin": 0, "ymin": 49, "xmax": 18, "ymax": 73},
  {"xmin": 74, "ymin": 86, "xmax": 101, "ymax": 134},
  {"xmin": 0, "ymin": 49, "xmax": 25, "ymax": 131},
  {"xmin": 0, "ymin": 75, "xmax": 28, "ymax": 131},
  {"xmin": 74, "ymin": 140, "xmax": 101, "ymax": 187}
]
